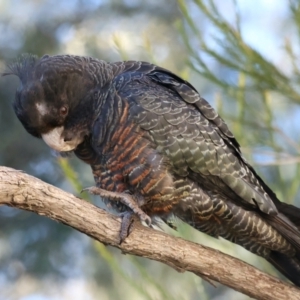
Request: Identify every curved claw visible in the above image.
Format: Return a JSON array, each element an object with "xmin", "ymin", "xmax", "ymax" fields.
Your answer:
[
  {"xmin": 119, "ymin": 211, "xmax": 152, "ymax": 243},
  {"xmin": 81, "ymin": 186, "xmax": 98, "ymax": 194},
  {"xmin": 119, "ymin": 211, "xmax": 134, "ymax": 244},
  {"xmin": 141, "ymin": 214, "xmax": 152, "ymax": 226}
]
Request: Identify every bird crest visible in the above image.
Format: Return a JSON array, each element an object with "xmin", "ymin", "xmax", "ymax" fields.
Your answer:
[{"xmin": 3, "ymin": 53, "xmax": 38, "ymax": 83}]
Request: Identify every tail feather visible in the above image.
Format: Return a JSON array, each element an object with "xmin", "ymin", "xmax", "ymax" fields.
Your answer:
[
  {"xmin": 275, "ymin": 201, "xmax": 300, "ymax": 229},
  {"xmin": 264, "ymin": 204, "xmax": 300, "ymax": 286},
  {"xmin": 238, "ymin": 164, "xmax": 300, "ymax": 285},
  {"xmin": 268, "ymin": 251, "xmax": 300, "ymax": 286},
  {"xmin": 176, "ymin": 194, "xmax": 300, "ymax": 287},
  {"xmin": 266, "ymin": 213, "xmax": 300, "ymax": 252}
]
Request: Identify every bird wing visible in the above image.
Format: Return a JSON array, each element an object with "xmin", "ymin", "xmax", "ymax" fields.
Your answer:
[
  {"xmin": 113, "ymin": 62, "xmax": 277, "ymax": 215},
  {"xmin": 113, "ymin": 62, "xmax": 300, "ymax": 258}
]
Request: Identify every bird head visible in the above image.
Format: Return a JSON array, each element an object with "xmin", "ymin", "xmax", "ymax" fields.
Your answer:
[{"xmin": 5, "ymin": 54, "xmax": 112, "ymax": 152}]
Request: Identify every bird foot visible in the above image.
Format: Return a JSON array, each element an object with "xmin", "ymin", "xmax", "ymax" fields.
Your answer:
[{"xmin": 82, "ymin": 186, "xmax": 152, "ymax": 243}]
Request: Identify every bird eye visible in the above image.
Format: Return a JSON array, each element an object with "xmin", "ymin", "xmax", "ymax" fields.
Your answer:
[{"xmin": 60, "ymin": 106, "xmax": 68, "ymax": 116}]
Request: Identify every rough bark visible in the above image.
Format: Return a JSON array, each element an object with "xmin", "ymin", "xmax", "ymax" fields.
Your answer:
[{"xmin": 0, "ymin": 166, "xmax": 300, "ymax": 300}]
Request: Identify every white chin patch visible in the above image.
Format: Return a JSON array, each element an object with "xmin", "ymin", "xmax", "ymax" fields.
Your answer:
[{"xmin": 42, "ymin": 126, "xmax": 78, "ymax": 152}]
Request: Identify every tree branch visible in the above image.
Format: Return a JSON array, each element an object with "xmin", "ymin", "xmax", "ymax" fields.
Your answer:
[{"xmin": 0, "ymin": 166, "xmax": 299, "ymax": 300}]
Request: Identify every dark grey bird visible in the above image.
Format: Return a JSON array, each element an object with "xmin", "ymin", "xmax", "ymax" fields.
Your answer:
[{"xmin": 5, "ymin": 54, "xmax": 300, "ymax": 286}]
